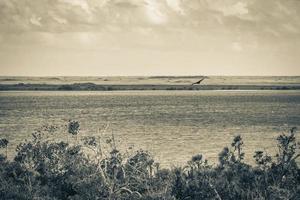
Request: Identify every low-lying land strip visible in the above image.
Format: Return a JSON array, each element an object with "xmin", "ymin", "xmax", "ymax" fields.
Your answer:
[{"xmin": 1, "ymin": 83, "xmax": 300, "ymax": 91}]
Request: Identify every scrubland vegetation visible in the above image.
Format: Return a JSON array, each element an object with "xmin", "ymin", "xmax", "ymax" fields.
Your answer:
[
  {"xmin": 0, "ymin": 122, "xmax": 299, "ymax": 200},
  {"xmin": 1, "ymin": 83, "xmax": 300, "ymax": 91}
]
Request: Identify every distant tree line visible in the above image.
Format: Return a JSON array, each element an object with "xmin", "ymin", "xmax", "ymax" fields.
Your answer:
[{"xmin": 1, "ymin": 83, "xmax": 300, "ymax": 91}]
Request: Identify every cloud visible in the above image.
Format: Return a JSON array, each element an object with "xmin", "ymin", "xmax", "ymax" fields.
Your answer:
[
  {"xmin": 30, "ymin": 15, "xmax": 42, "ymax": 27},
  {"xmin": 220, "ymin": 2, "xmax": 249, "ymax": 17},
  {"xmin": 145, "ymin": 0, "xmax": 168, "ymax": 24},
  {"xmin": 0, "ymin": 0, "xmax": 299, "ymax": 76},
  {"xmin": 166, "ymin": 0, "xmax": 184, "ymax": 14},
  {"xmin": 0, "ymin": 0, "xmax": 299, "ymax": 39},
  {"xmin": 61, "ymin": 0, "xmax": 91, "ymax": 14}
]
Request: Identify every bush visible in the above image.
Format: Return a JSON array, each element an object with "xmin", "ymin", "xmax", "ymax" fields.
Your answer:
[{"xmin": 0, "ymin": 123, "xmax": 299, "ymax": 200}]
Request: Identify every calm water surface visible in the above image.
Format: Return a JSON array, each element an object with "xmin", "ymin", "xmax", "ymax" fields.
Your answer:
[{"xmin": 0, "ymin": 90, "xmax": 299, "ymax": 166}]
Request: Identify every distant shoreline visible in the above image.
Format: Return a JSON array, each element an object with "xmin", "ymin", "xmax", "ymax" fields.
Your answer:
[
  {"xmin": 1, "ymin": 76, "xmax": 299, "ymax": 91},
  {"xmin": 1, "ymin": 83, "xmax": 300, "ymax": 91}
]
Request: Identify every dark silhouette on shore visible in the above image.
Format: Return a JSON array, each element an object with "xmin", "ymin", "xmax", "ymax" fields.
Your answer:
[{"xmin": 191, "ymin": 77, "xmax": 207, "ymax": 85}]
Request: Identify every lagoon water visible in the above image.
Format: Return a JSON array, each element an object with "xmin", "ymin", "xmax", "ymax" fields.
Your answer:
[{"xmin": 0, "ymin": 90, "xmax": 299, "ymax": 167}]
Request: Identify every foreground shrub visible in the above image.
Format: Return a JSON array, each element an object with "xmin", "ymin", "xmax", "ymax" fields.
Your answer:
[{"xmin": 0, "ymin": 123, "xmax": 299, "ymax": 200}]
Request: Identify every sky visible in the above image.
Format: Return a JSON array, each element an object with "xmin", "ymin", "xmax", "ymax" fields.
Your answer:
[{"xmin": 0, "ymin": 0, "xmax": 300, "ymax": 76}]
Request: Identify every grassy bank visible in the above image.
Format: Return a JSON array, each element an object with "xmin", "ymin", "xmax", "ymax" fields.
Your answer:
[{"xmin": 0, "ymin": 122, "xmax": 299, "ymax": 199}]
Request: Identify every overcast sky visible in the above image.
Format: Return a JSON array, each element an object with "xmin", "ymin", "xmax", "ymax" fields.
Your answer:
[{"xmin": 0, "ymin": 0, "xmax": 299, "ymax": 76}]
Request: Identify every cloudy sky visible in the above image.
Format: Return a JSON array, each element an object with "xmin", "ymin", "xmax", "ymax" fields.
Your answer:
[{"xmin": 0, "ymin": 0, "xmax": 299, "ymax": 76}]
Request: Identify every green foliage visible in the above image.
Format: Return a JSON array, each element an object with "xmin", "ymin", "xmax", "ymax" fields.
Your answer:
[
  {"xmin": 68, "ymin": 120, "xmax": 80, "ymax": 135},
  {"xmin": 0, "ymin": 125, "xmax": 299, "ymax": 200},
  {"xmin": 0, "ymin": 138, "xmax": 9, "ymax": 148},
  {"xmin": 0, "ymin": 138, "xmax": 9, "ymax": 158}
]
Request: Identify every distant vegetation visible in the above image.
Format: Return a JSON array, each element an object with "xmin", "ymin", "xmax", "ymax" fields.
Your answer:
[
  {"xmin": 1, "ymin": 83, "xmax": 300, "ymax": 91},
  {"xmin": 0, "ymin": 122, "xmax": 299, "ymax": 200}
]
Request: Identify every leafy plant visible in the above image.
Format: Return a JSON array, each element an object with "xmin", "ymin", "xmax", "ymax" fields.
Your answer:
[
  {"xmin": 0, "ymin": 124, "xmax": 299, "ymax": 200},
  {"xmin": 0, "ymin": 138, "xmax": 9, "ymax": 158}
]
